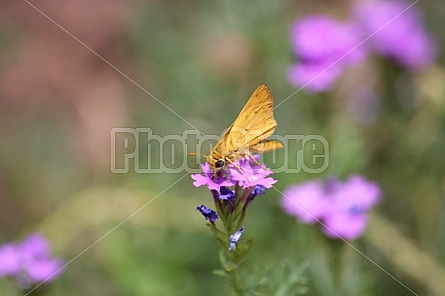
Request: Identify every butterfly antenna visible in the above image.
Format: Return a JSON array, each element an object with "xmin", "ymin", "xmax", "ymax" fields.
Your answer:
[{"xmin": 189, "ymin": 152, "xmax": 207, "ymax": 159}]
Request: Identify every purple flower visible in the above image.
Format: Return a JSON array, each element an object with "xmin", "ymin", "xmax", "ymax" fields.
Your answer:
[
  {"xmin": 290, "ymin": 15, "xmax": 366, "ymax": 63},
  {"xmin": 191, "ymin": 162, "xmax": 235, "ymax": 191},
  {"xmin": 0, "ymin": 234, "xmax": 63, "ymax": 288},
  {"xmin": 322, "ymin": 211, "xmax": 369, "ymax": 240},
  {"xmin": 228, "ymin": 158, "xmax": 277, "ymax": 189},
  {"xmin": 288, "ymin": 15, "xmax": 366, "ymax": 93},
  {"xmin": 217, "ymin": 187, "xmax": 236, "ymax": 201},
  {"xmin": 0, "ymin": 244, "xmax": 21, "ymax": 277},
  {"xmin": 19, "ymin": 258, "xmax": 64, "ymax": 287},
  {"xmin": 251, "ymin": 185, "xmax": 266, "ymax": 198},
  {"xmin": 243, "ymin": 185, "xmax": 268, "ymax": 209},
  {"xmin": 191, "ymin": 157, "xmax": 277, "ymax": 190},
  {"xmin": 229, "ymin": 226, "xmax": 245, "ymax": 251},
  {"xmin": 197, "ymin": 205, "xmax": 219, "ymax": 223},
  {"xmin": 288, "ymin": 62, "xmax": 343, "ymax": 93},
  {"xmin": 20, "ymin": 234, "xmax": 51, "ymax": 262},
  {"xmin": 287, "ymin": 2, "xmax": 437, "ymax": 93},
  {"xmin": 332, "ymin": 175, "xmax": 381, "ymax": 211},
  {"xmin": 18, "ymin": 234, "xmax": 63, "ymax": 286},
  {"xmin": 353, "ymin": 0, "xmax": 437, "ymax": 69},
  {"xmin": 322, "ymin": 175, "xmax": 381, "ymax": 239},
  {"xmin": 281, "ymin": 180, "xmax": 332, "ymax": 223},
  {"xmin": 281, "ymin": 175, "xmax": 381, "ymax": 240}
]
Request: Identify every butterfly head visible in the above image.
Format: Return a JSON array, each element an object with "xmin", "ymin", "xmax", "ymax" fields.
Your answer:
[
  {"xmin": 207, "ymin": 155, "xmax": 226, "ymax": 172},
  {"xmin": 214, "ymin": 159, "xmax": 226, "ymax": 169}
]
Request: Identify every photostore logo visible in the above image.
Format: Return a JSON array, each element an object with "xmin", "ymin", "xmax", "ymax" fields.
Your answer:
[{"xmin": 111, "ymin": 128, "xmax": 329, "ymax": 174}]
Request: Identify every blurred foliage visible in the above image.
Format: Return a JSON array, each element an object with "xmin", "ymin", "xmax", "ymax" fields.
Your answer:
[{"xmin": 0, "ymin": 0, "xmax": 444, "ymax": 295}]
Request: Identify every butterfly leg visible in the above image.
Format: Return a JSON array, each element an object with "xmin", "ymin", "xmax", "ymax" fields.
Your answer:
[
  {"xmin": 246, "ymin": 153, "xmax": 270, "ymax": 171},
  {"xmin": 225, "ymin": 158, "xmax": 251, "ymax": 185}
]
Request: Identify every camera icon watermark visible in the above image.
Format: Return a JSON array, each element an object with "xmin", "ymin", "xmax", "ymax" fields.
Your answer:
[{"xmin": 111, "ymin": 128, "xmax": 329, "ymax": 174}]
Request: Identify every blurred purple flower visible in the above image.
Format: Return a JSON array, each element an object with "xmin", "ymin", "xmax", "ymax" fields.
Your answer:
[
  {"xmin": 288, "ymin": 62, "xmax": 343, "ymax": 93},
  {"xmin": 281, "ymin": 175, "xmax": 381, "ymax": 240},
  {"xmin": 353, "ymin": 0, "xmax": 437, "ymax": 69},
  {"xmin": 322, "ymin": 175, "xmax": 381, "ymax": 239},
  {"xmin": 229, "ymin": 226, "xmax": 245, "ymax": 251},
  {"xmin": 0, "ymin": 233, "xmax": 63, "ymax": 288},
  {"xmin": 20, "ymin": 234, "xmax": 51, "ymax": 261},
  {"xmin": 287, "ymin": 2, "xmax": 436, "ymax": 93},
  {"xmin": 322, "ymin": 211, "xmax": 369, "ymax": 240},
  {"xmin": 290, "ymin": 16, "xmax": 366, "ymax": 63},
  {"xmin": 288, "ymin": 15, "xmax": 366, "ymax": 93},
  {"xmin": 281, "ymin": 180, "xmax": 331, "ymax": 223},
  {"xmin": 18, "ymin": 234, "xmax": 64, "ymax": 286},
  {"xmin": 0, "ymin": 244, "xmax": 21, "ymax": 277},
  {"xmin": 19, "ymin": 258, "xmax": 64, "ymax": 288}
]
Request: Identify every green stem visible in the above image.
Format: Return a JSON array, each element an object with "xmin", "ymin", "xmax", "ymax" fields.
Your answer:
[
  {"xmin": 213, "ymin": 197, "xmax": 227, "ymax": 225},
  {"xmin": 221, "ymin": 247, "xmax": 244, "ymax": 295},
  {"xmin": 233, "ymin": 186, "xmax": 253, "ymax": 228},
  {"xmin": 229, "ymin": 267, "xmax": 244, "ymax": 295},
  {"xmin": 218, "ymin": 183, "xmax": 254, "ymax": 295}
]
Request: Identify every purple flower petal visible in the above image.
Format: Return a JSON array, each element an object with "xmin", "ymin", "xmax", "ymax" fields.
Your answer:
[
  {"xmin": 282, "ymin": 175, "xmax": 381, "ymax": 239},
  {"xmin": 218, "ymin": 187, "xmax": 236, "ymax": 201},
  {"xmin": 322, "ymin": 211, "xmax": 368, "ymax": 240},
  {"xmin": 197, "ymin": 205, "xmax": 219, "ymax": 223},
  {"xmin": 20, "ymin": 234, "xmax": 51, "ymax": 261},
  {"xmin": 287, "ymin": 15, "xmax": 367, "ymax": 93},
  {"xmin": 290, "ymin": 15, "xmax": 366, "ymax": 63},
  {"xmin": 332, "ymin": 175, "xmax": 381, "ymax": 211},
  {"xmin": 251, "ymin": 185, "xmax": 266, "ymax": 198},
  {"xmin": 20, "ymin": 258, "xmax": 64, "ymax": 286},
  {"xmin": 229, "ymin": 226, "xmax": 245, "ymax": 251},
  {"xmin": 191, "ymin": 162, "xmax": 235, "ymax": 191},
  {"xmin": 281, "ymin": 180, "xmax": 332, "ymax": 223},
  {"xmin": 0, "ymin": 244, "xmax": 21, "ymax": 276},
  {"xmin": 288, "ymin": 62, "xmax": 343, "ymax": 93},
  {"xmin": 228, "ymin": 158, "xmax": 277, "ymax": 189},
  {"xmin": 353, "ymin": 0, "xmax": 437, "ymax": 69},
  {"xmin": 0, "ymin": 233, "xmax": 64, "ymax": 287}
]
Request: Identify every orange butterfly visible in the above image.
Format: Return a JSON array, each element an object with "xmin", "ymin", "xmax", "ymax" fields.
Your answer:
[{"xmin": 193, "ymin": 84, "xmax": 283, "ymax": 172}]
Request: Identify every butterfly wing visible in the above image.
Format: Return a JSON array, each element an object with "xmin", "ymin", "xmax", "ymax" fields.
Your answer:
[
  {"xmin": 249, "ymin": 140, "xmax": 283, "ymax": 153},
  {"xmin": 223, "ymin": 84, "xmax": 278, "ymax": 153}
]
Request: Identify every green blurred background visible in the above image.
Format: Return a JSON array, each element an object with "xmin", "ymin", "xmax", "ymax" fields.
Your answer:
[{"xmin": 1, "ymin": 0, "xmax": 444, "ymax": 295}]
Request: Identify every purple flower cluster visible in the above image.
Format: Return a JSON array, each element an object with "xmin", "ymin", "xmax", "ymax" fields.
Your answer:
[
  {"xmin": 288, "ymin": 16, "xmax": 366, "ymax": 93},
  {"xmin": 191, "ymin": 158, "xmax": 277, "ymax": 192},
  {"xmin": 192, "ymin": 156, "xmax": 276, "ymax": 225},
  {"xmin": 0, "ymin": 234, "xmax": 63, "ymax": 288},
  {"xmin": 192, "ymin": 156, "xmax": 275, "ymax": 250},
  {"xmin": 281, "ymin": 175, "xmax": 381, "ymax": 240},
  {"xmin": 288, "ymin": 0, "xmax": 436, "ymax": 93},
  {"xmin": 354, "ymin": 0, "xmax": 436, "ymax": 69}
]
